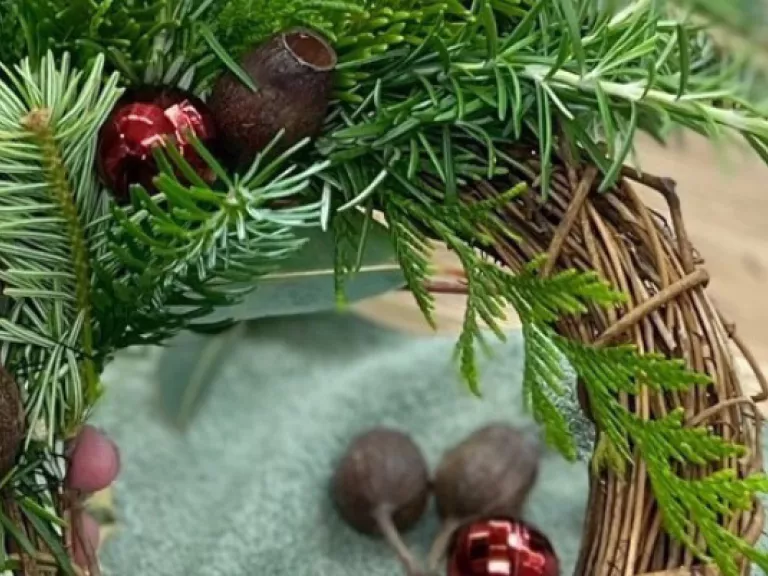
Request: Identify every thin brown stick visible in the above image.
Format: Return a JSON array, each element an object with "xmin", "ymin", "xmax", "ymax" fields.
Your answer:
[
  {"xmin": 426, "ymin": 518, "xmax": 463, "ymax": 572},
  {"xmin": 420, "ymin": 280, "xmax": 469, "ymax": 295},
  {"xmin": 594, "ymin": 269, "xmax": 709, "ymax": 347},
  {"xmin": 620, "ymin": 166, "xmax": 696, "ymax": 274},
  {"xmin": 730, "ymin": 329, "xmax": 768, "ymax": 403},
  {"xmin": 542, "ymin": 165, "xmax": 598, "ymax": 277},
  {"xmin": 373, "ymin": 506, "xmax": 425, "ymax": 576},
  {"xmin": 686, "ymin": 397, "xmax": 761, "ymax": 428}
]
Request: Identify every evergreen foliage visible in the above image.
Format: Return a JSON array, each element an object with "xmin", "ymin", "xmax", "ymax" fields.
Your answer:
[{"xmin": 1, "ymin": 0, "xmax": 767, "ymax": 574}]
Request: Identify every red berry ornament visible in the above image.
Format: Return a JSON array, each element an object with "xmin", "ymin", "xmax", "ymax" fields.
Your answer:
[
  {"xmin": 449, "ymin": 519, "xmax": 559, "ymax": 576},
  {"xmin": 97, "ymin": 87, "xmax": 217, "ymax": 204}
]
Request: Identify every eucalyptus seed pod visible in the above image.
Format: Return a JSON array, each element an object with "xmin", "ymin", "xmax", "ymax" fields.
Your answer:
[
  {"xmin": 427, "ymin": 424, "xmax": 542, "ymax": 571},
  {"xmin": 433, "ymin": 424, "xmax": 541, "ymax": 521},
  {"xmin": 332, "ymin": 428, "xmax": 430, "ymax": 575},
  {"xmin": 0, "ymin": 365, "xmax": 25, "ymax": 476},
  {"xmin": 209, "ymin": 27, "xmax": 337, "ymax": 166}
]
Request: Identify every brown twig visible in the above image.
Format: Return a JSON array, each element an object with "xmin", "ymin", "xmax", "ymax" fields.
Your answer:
[
  {"xmin": 373, "ymin": 506, "xmax": 426, "ymax": 576},
  {"xmin": 420, "ymin": 279, "xmax": 469, "ymax": 295}
]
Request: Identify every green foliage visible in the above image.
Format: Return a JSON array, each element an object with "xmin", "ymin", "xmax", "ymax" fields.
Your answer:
[
  {"xmin": 0, "ymin": 52, "xmax": 124, "ymax": 575},
  {"xmin": 0, "ymin": 53, "xmax": 122, "ymax": 435},
  {"xmin": 0, "ymin": 51, "xmax": 329, "ymax": 567},
  {"xmin": 301, "ymin": 0, "xmax": 768, "ymax": 572},
  {"xmin": 10, "ymin": 0, "xmax": 170, "ymax": 76},
  {"xmin": 93, "ymin": 134, "xmax": 329, "ymax": 351},
  {"xmin": 2, "ymin": 0, "xmax": 768, "ymax": 574},
  {"xmin": 0, "ymin": 0, "xmax": 23, "ymax": 65},
  {"xmin": 2, "ymin": 0, "xmax": 240, "ymax": 90},
  {"xmin": 522, "ymin": 323, "xmax": 577, "ymax": 459},
  {"xmin": 634, "ymin": 413, "xmax": 768, "ymax": 575}
]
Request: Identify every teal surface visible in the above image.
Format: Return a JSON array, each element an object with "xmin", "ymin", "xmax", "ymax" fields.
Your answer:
[
  {"xmin": 92, "ymin": 310, "xmax": 767, "ymax": 575},
  {"xmin": 93, "ymin": 312, "xmax": 589, "ymax": 575}
]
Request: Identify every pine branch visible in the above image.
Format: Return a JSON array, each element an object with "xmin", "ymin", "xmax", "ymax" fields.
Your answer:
[
  {"xmin": 0, "ymin": 53, "xmax": 122, "ymax": 436},
  {"xmin": 0, "ymin": 52, "xmax": 125, "ymax": 572},
  {"xmin": 93, "ymin": 134, "xmax": 330, "ymax": 350},
  {"xmin": 22, "ymin": 109, "xmax": 99, "ymax": 410}
]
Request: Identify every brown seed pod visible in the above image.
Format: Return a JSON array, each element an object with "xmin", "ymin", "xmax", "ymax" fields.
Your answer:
[
  {"xmin": 209, "ymin": 27, "xmax": 337, "ymax": 166},
  {"xmin": 332, "ymin": 428, "xmax": 430, "ymax": 575},
  {"xmin": 426, "ymin": 424, "xmax": 542, "ymax": 571},
  {"xmin": 433, "ymin": 423, "xmax": 541, "ymax": 521},
  {"xmin": 0, "ymin": 365, "xmax": 25, "ymax": 476}
]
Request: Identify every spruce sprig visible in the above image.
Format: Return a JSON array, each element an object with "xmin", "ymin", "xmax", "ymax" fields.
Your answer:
[
  {"xmin": 93, "ymin": 134, "xmax": 330, "ymax": 351},
  {"xmin": 2, "ymin": 0, "xmax": 768, "ymax": 574},
  {"xmin": 0, "ymin": 52, "xmax": 122, "ymax": 436},
  {"xmin": 0, "ymin": 52, "xmax": 124, "ymax": 574}
]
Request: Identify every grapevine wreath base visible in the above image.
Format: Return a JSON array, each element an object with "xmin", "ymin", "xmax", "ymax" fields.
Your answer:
[{"xmin": 468, "ymin": 148, "xmax": 767, "ymax": 576}]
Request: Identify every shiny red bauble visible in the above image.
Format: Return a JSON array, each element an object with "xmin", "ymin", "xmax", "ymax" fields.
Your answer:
[
  {"xmin": 97, "ymin": 87, "xmax": 217, "ymax": 204},
  {"xmin": 449, "ymin": 518, "xmax": 559, "ymax": 576}
]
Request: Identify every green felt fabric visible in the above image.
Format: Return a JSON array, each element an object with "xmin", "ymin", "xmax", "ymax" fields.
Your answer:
[
  {"xmin": 93, "ymin": 312, "xmax": 588, "ymax": 575},
  {"xmin": 90, "ymin": 311, "xmax": 765, "ymax": 575}
]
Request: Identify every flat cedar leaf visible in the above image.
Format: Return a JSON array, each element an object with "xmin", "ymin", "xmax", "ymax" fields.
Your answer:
[
  {"xmin": 522, "ymin": 324, "xmax": 578, "ymax": 460},
  {"xmin": 558, "ymin": 336, "xmax": 711, "ymax": 395},
  {"xmin": 529, "ymin": 384, "xmax": 577, "ymax": 460}
]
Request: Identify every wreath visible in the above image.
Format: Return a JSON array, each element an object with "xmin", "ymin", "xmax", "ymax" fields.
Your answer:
[{"xmin": 0, "ymin": 1, "xmax": 766, "ymax": 574}]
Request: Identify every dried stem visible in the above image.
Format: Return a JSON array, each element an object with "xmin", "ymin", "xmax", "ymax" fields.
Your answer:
[
  {"xmin": 373, "ymin": 506, "xmax": 425, "ymax": 576},
  {"xmin": 426, "ymin": 517, "xmax": 462, "ymax": 572}
]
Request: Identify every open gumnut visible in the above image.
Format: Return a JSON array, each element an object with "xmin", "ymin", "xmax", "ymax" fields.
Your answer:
[
  {"xmin": 331, "ymin": 428, "xmax": 431, "ymax": 576},
  {"xmin": 209, "ymin": 27, "xmax": 337, "ymax": 167}
]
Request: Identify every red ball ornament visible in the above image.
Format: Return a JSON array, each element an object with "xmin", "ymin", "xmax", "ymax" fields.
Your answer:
[
  {"xmin": 97, "ymin": 87, "xmax": 217, "ymax": 204},
  {"xmin": 449, "ymin": 518, "xmax": 560, "ymax": 576}
]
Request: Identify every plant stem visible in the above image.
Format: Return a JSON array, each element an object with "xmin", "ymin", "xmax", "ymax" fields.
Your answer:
[
  {"xmin": 373, "ymin": 505, "xmax": 425, "ymax": 576},
  {"xmin": 426, "ymin": 517, "xmax": 462, "ymax": 572},
  {"xmin": 22, "ymin": 108, "xmax": 100, "ymax": 425}
]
